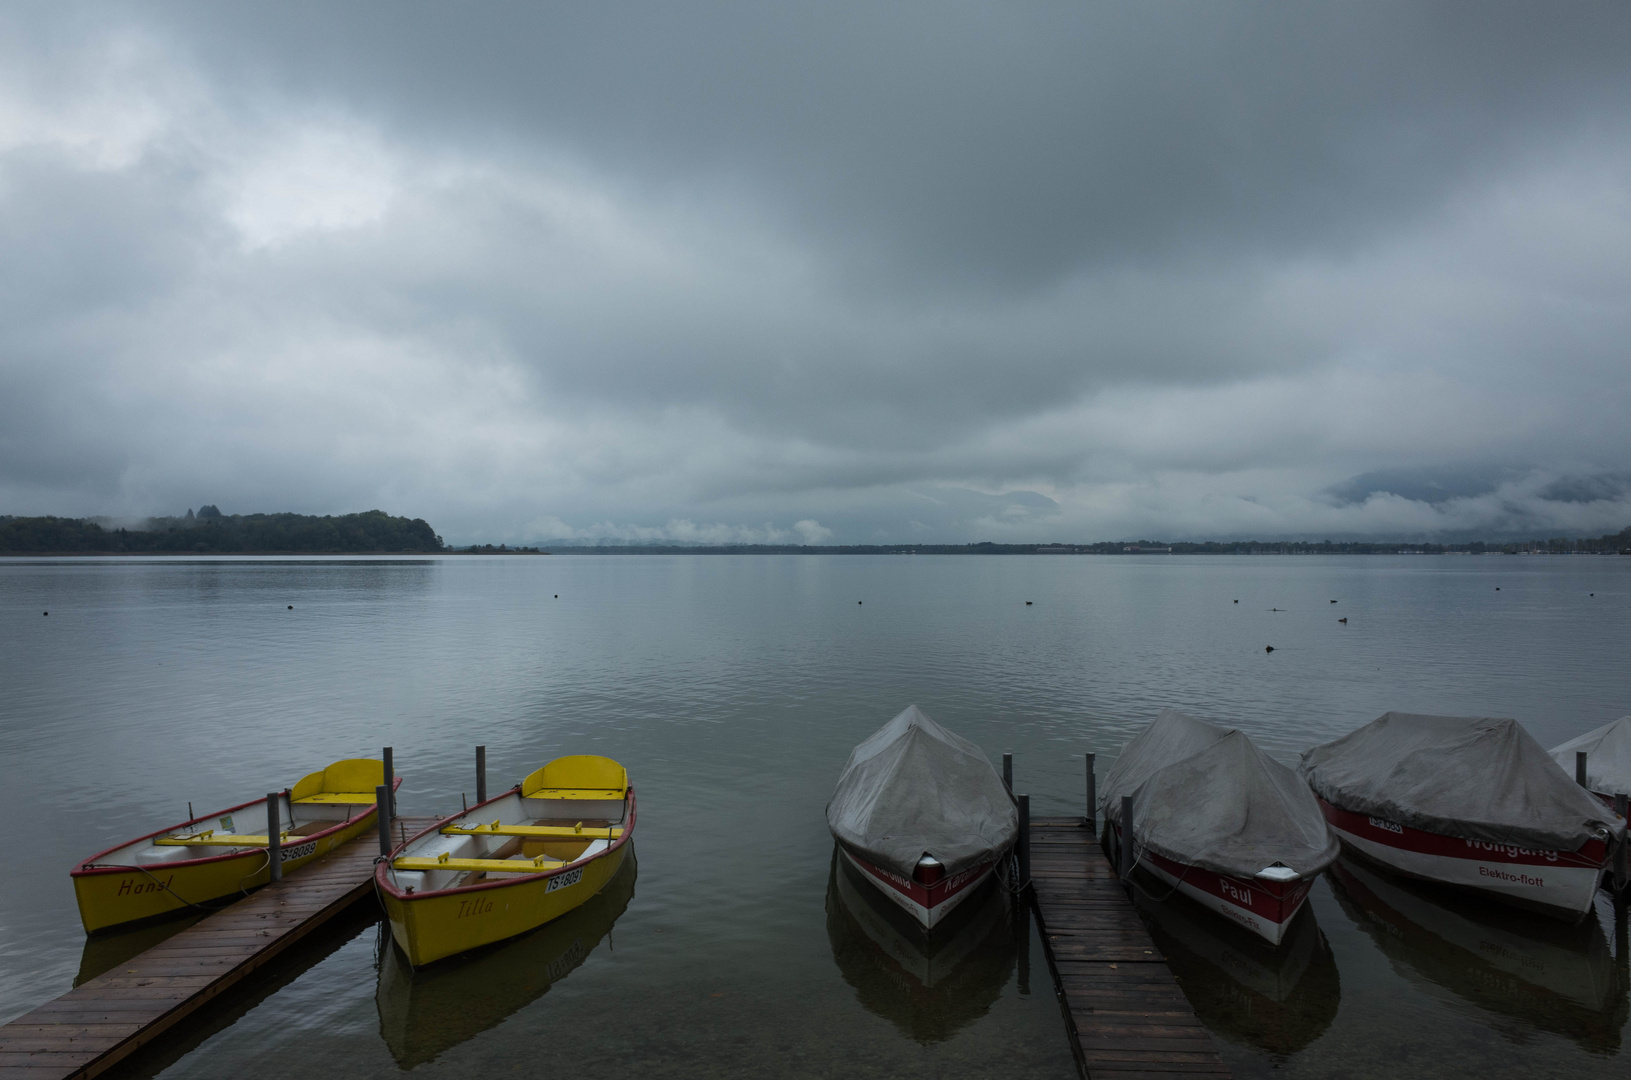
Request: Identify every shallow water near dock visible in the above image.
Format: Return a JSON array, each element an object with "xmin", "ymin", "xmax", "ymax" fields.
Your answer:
[{"xmin": 1, "ymin": 553, "xmax": 1628, "ymax": 1079}]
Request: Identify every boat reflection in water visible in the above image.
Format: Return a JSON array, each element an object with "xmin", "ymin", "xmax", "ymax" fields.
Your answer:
[
  {"xmin": 1129, "ymin": 871, "xmax": 1340, "ymax": 1054},
  {"xmin": 825, "ymin": 846, "xmax": 1018, "ymax": 1044},
  {"xmin": 75, "ymin": 910, "xmax": 209, "ymax": 986},
  {"xmin": 1330, "ymin": 856, "xmax": 1629, "ymax": 1053},
  {"xmin": 375, "ymin": 847, "xmax": 637, "ymax": 1069}
]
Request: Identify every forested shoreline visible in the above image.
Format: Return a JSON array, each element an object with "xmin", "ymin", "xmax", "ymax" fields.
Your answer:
[
  {"xmin": 4, "ymin": 512, "xmax": 1627, "ymax": 556},
  {"xmin": 0, "ymin": 510, "xmax": 443, "ymax": 554}
]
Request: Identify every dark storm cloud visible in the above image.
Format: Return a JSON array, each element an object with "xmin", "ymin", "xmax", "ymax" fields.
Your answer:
[
  {"xmin": 2, "ymin": 2, "xmax": 1630, "ymax": 542},
  {"xmin": 164, "ymin": 3, "xmax": 1631, "ymax": 279}
]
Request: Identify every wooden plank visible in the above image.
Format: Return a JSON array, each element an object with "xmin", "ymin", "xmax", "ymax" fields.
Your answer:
[
  {"xmin": 1027, "ymin": 817, "xmax": 1230, "ymax": 1080},
  {"xmin": 0, "ymin": 818, "xmax": 437, "ymax": 1080}
]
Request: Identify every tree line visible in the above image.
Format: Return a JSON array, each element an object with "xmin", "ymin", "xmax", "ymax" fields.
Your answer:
[{"xmin": 0, "ymin": 510, "xmax": 444, "ymax": 554}]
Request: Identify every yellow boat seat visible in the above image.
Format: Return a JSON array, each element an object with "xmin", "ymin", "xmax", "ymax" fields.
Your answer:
[
  {"xmin": 440, "ymin": 821, "xmax": 624, "ymax": 840},
  {"xmin": 521, "ymin": 755, "xmax": 628, "ymax": 800},
  {"xmin": 293, "ymin": 792, "xmax": 382, "ymax": 805},
  {"xmin": 290, "ymin": 758, "xmax": 389, "ymax": 805},
  {"xmin": 393, "ymin": 853, "xmax": 567, "ymax": 874},
  {"xmin": 155, "ymin": 830, "xmax": 287, "ymax": 847}
]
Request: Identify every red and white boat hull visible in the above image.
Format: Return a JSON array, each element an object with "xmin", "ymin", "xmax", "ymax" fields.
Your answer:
[
  {"xmin": 1317, "ymin": 799, "xmax": 1608, "ymax": 920},
  {"xmin": 839, "ymin": 846, "xmax": 998, "ymax": 929},
  {"xmin": 1112, "ymin": 824, "xmax": 1314, "ymax": 946}
]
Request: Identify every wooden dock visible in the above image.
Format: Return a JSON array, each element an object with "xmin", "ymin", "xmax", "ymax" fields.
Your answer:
[
  {"xmin": 1029, "ymin": 817, "xmax": 1230, "ymax": 1080},
  {"xmin": 0, "ymin": 818, "xmax": 436, "ymax": 1080}
]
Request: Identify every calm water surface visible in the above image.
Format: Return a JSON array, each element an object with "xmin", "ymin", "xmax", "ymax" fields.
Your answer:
[{"xmin": 1, "ymin": 554, "xmax": 1628, "ymax": 1078}]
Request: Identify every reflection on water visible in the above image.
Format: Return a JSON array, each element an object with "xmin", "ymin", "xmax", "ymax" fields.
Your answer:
[
  {"xmin": 109, "ymin": 906, "xmax": 381, "ymax": 1080},
  {"xmin": 1330, "ymin": 857, "xmax": 1629, "ymax": 1053},
  {"xmin": 1131, "ymin": 877, "xmax": 1340, "ymax": 1055},
  {"xmin": 825, "ymin": 847, "xmax": 1017, "ymax": 1044},
  {"xmin": 75, "ymin": 911, "xmax": 209, "ymax": 986},
  {"xmin": 6, "ymin": 555, "xmax": 1630, "ymax": 1078},
  {"xmin": 375, "ymin": 847, "xmax": 638, "ymax": 1069}
]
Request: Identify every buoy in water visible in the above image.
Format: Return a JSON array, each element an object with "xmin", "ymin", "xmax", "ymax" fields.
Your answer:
[
  {"xmin": 288, "ymin": 605, "xmax": 293, "ymax": 610},
  {"xmin": 1265, "ymin": 645, "xmax": 1275, "ymax": 653},
  {"xmin": 1233, "ymin": 599, "xmax": 1238, "ymax": 603},
  {"xmin": 858, "ymin": 600, "xmax": 862, "ymax": 605},
  {"xmin": 43, "ymin": 611, "xmax": 48, "ymax": 616}
]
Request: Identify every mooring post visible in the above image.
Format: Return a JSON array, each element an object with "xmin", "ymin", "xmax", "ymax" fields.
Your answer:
[
  {"xmin": 476, "ymin": 745, "xmax": 487, "ymax": 804},
  {"xmin": 1015, "ymin": 891, "xmax": 1031, "ymax": 995},
  {"xmin": 266, "ymin": 793, "xmax": 282, "ymax": 883},
  {"xmin": 1002, "ymin": 752, "xmax": 1013, "ymax": 795},
  {"xmin": 1119, "ymin": 795, "xmax": 1134, "ymax": 884},
  {"xmin": 377, "ymin": 784, "xmax": 393, "ymax": 857},
  {"xmin": 1616, "ymin": 793, "xmax": 1629, "ymax": 893},
  {"xmin": 1617, "ymin": 887, "xmax": 1630, "ymax": 987},
  {"xmin": 1085, "ymin": 753, "xmax": 1096, "ymax": 831},
  {"xmin": 1017, "ymin": 794, "xmax": 1031, "ymax": 892},
  {"xmin": 383, "ymin": 746, "xmax": 396, "ymax": 817},
  {"xmin": 1577, "ymin": 751, "xmax": 1589, "ymax": 788}
]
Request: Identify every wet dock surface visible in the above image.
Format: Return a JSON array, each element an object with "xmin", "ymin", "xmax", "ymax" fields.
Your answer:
[
  {"xmin": 1030, "ymin": 817, "xmax": 1230, "ymax": 1079},
  {"xmin": 0, "ymin": 819, "xmax": 437, "ymax": 1079}
]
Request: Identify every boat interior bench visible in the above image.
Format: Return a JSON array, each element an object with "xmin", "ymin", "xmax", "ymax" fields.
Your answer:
[{"xmin": 441, "ymin": 821, "xmax": 624, "ymax": 840}]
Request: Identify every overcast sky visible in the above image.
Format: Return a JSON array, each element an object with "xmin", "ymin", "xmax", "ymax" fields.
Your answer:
[{"xmin": 2, "ymin": 3, "xmax": 1629, "ymax": 543}]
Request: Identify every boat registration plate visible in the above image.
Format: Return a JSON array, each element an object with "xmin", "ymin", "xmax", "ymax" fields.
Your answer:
[
  {"xmin": 280, "ymin": 841, "xmax": 317, "ymax": 863},
  {"xmin": 547, "ymin": 867, "xmax": 584, "ymax": 893}
]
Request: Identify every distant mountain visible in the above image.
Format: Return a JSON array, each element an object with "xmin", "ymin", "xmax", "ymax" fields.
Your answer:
[{"xmin": 0, "ymin": 510, "xmax": 444, "ymax": 554}]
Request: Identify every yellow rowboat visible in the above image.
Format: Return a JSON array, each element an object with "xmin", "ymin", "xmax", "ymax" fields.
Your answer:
[
  {"xmin": 71, "ymin": 758, "xmax": 397, "ymax": 933},
  {"xmin": 376, "ymin": 849, "xmax": 637, "ymax": 1068},
  {"xmin": 377, "ymin": 754, "xmax": 635, "ymax": 967}
]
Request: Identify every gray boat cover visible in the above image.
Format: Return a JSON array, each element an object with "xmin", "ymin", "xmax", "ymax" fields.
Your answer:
[
  {"xmin": 1300, "ymin": 712, "xmax": 1623, "ymax": 851},
  {"xmin": 826, "ymin": 705, "xmax": 1017, "ymax": 878},
  {"xmin": 1550, "ymin": 717, "xmax": 1631, "ymax": 798},
  {"xmin": 1100, "ymin": 708, "xmax": 1232, "ymax": 815},
  {"xmin": 1105, "ymin": 711, "xmax": 1338, "ymax": 879}
]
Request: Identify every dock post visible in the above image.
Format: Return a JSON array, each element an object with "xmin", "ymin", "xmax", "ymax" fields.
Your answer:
[
  {"xmin": 1085, "ymin": 753, "xmax": 1096, "ymax": 831},
  {"xmin": 383, "ymin": 746, "xmax": 396, "ymax": 816},
  {"xmin": 1014, "ymin": 888, "xmax": 1031, "ymax": 995},
  {"xmin": 377, "ymin": 785, "xmax": 392, "ymax": 857},
  {"xmin": 476, "ymin": 745, "xmax": 487, "ymax": 804},
  {"xmin": 1616, "ymin": 793, "xmax": 1628, "ymax": 893},
  {"xmin": 1119, "ymin": 795, "xmax": 1134, "ymax": 883},
  {"xmin": 1577, "ymin": 751, "xmax": 1589, "ymax": 788},
  {"xmin": 1002, "ymin": 752, "xmax": 1013, "ymax": 794},
  {"xmin": 266, "ymin": 794, "xmax": 282, "ymax": 883},
  {"xmin": 1018, "ymin": 794, "xmax": 1031, "ymax": 892}
]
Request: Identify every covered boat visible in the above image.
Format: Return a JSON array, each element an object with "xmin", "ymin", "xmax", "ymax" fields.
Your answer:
[
  {"xmin": 826, "ymin": 706, "xmax": 1016, "ymax": 929},
  {"xmin": 1300, "ymin": 712, "xmax": 1623, "ymax": 919},
  {"xmin": 1102, "ymin": 709, "xmax": 1338, "ymax": 945},
  {"xmin": 1550, "ymin": 716, "xmax": 1631, "ymax": 807},
  {"xmin": 378, "ymin": 755, "xmax": 634, "ymax": 967},
  {"xmin": 72, "ymin": 758, "xmax": 396, "ymax": 933}
]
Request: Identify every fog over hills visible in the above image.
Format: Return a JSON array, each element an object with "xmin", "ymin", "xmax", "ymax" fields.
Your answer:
[{"xmin": 2, "ymin": 3, "xmax": 1629, "ymax": 544}]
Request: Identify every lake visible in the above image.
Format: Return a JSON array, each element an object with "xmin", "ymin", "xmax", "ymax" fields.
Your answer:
[{"xmin": 1, "ymin": 553, "xmax": 1627, "ymax": 1078}]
